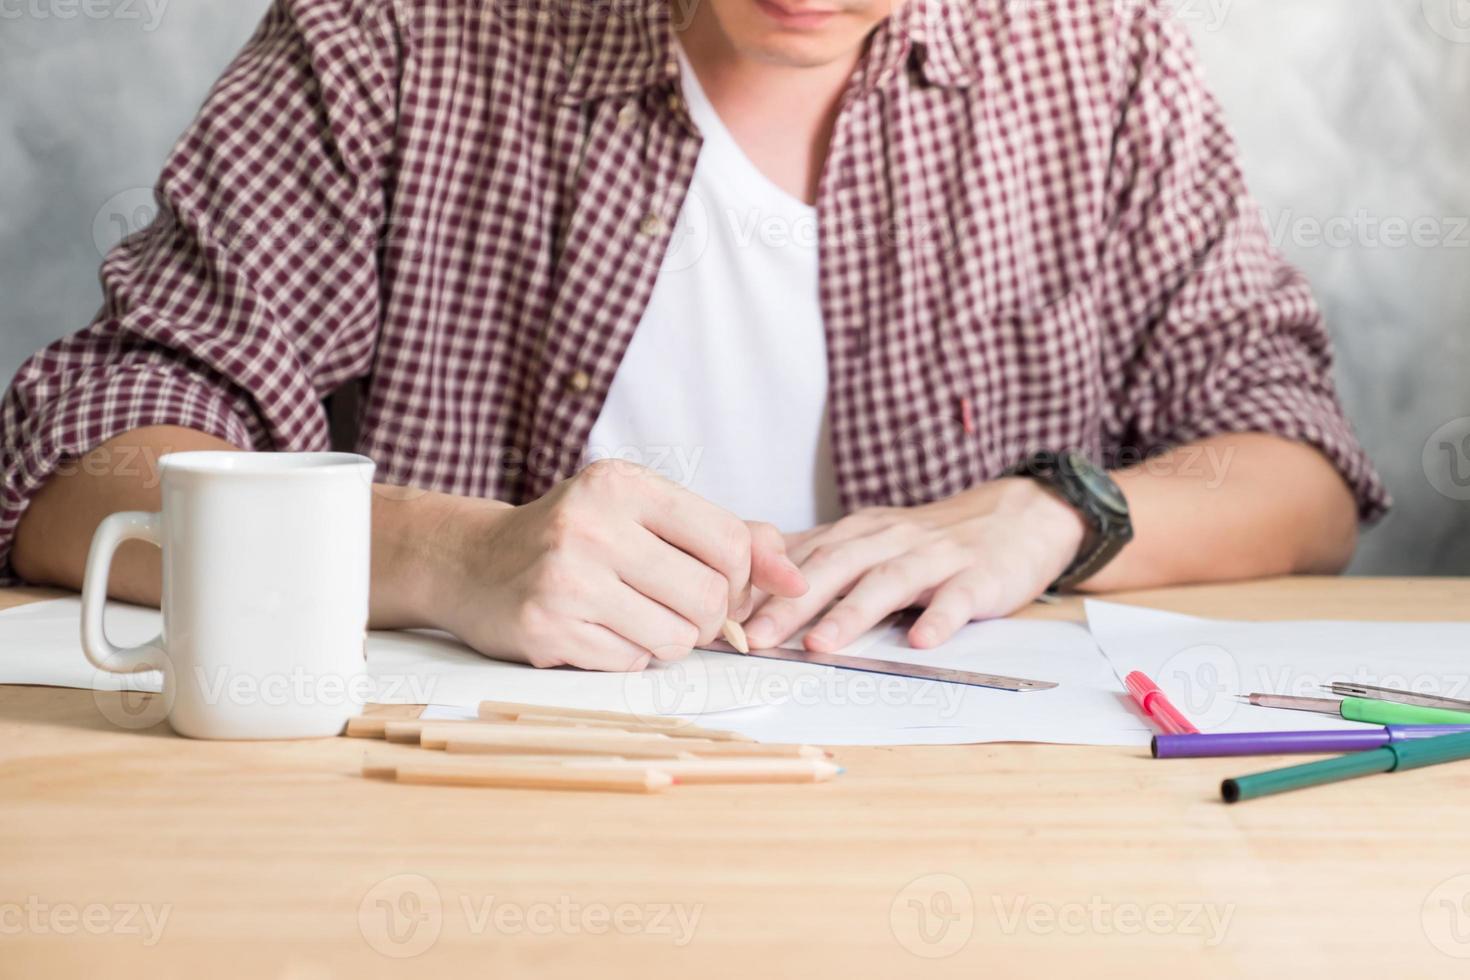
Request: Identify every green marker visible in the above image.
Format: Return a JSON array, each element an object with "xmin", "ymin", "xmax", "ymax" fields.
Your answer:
[
  {"xmin": 1223, "ymin": 731, "xmax": 1470, "ymax": 803},
  {"xmin": 1246, "ymin": 693, "xmax": 1470, "ymax": 727},
  {"xmin": 1341, "ymin": 698, "xmax": 1470, "ymax": 725}
]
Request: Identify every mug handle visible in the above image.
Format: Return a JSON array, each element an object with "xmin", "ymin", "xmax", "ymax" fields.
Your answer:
[{"xmin": 81, "ymin": 511, "xmax": 168, "ymax": 674}]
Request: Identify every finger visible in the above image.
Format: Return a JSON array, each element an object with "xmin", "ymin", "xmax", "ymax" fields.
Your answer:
[
  {"xmin": 560, "ymin": 621, "xmax": 656, "ymax": 672},
  {"xmin": 743, "ymin": 515, "xmax": 909, "ymax": 638},
  {"xmin": 731, "ymin": 524, "xmax": 809, "ymax": 622},
  {"xmin": 744, "ymin": 525, "xmax": 918, "ymax": 650},
  {"xmin": 780, "ymin": 525, "xmax": 827, "ymax": 561},
  {"xmin": 615, "ymin": 526, "xmax": 730, "ymax": 645},
  {"xmin": 635, "ymin": 480, "xmax": 752, "ymax": 612},
  {"xmin": 782, "ymin": 511, "xmax": 890, "ymax": 567},
  {"xmin": 784, "ymin": 524, "xmax": 847, "ymax": 568},
  {"xmin": 592, "ymin": 582, "xmax": 701, "ymax": 661},
  {"xmin": 908, "ymin": 567, "xmax": 1023, "ymax": 648},
  {"xmin": 747, "ymin": 521, "xmax": 807, "ymax": 605},
  {"xmin": 734, "ymin": 586, "xmax": 767, "ymax": 623},
  {"xmin": 804, "ymin": 550, "xmax": 965, "ymax": 653}
]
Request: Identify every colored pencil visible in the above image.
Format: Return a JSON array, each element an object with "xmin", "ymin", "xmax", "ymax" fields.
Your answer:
[
  {"xmin": 365, "ymin": 756, "xmax": 673, "ymax": 793},
  {"xmin": 429, "ymin": 725, "xmax": 824, "ymax": 759}
]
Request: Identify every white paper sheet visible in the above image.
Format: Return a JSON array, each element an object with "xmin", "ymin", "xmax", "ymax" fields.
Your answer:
[
  {"xmin": 418, "ymin": 616, "xmax": 1151, "ymax": 745},
  {"xmin": 572, "ymin": 616, "xmax": 1149, "ymax": 746},
  {"xmin": 0, "ymin": 597, "xmax": 1150, "ymax": 746},
  {"xmin": 0, "ymin": 597, "xmax": 165, "ymax": 693},
  {"xmin": 1084, "ymin": 599, "xmax": 1470, "ymax": 734}
]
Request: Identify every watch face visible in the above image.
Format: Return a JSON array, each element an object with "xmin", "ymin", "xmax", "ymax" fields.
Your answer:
[{"xmin": 1064, "ymin": 452, "xmax": 1129, "ymax": 516}]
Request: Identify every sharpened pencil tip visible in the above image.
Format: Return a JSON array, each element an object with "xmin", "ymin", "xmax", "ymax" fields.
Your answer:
[{"xmin": 721, "ymin": 620, "xmax": 751, "ymax": 654}]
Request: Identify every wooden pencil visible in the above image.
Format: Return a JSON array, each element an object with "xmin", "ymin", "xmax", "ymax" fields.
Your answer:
[
  {"xmin": 435, "ymin": 726, "xmax": 825, "ymax": 759},
  {"xmin": 477, "ymin": 700, "xmax": 691, "ymax": 728},
  {"xmin": 593, "ymin": 757, "xmax": 843, "ymax": 784},
  {"xmin": 418, "ymin": 722, "xmax": 656, "ymax": 751},
  {"xmin": 440, "ymin": 730, "xmax": 696, "ymax": 758},
  {"xmin": 365, "ymin": 754, "xmax": 841, "ymax": 787},
  {"xmin": 383, "ymin": 716, "xmax": 748, "ymax": 744},
  {"xmin": 365, "ymin": 756, "xmax": 674, "ymax": 793},
  {"xmin": 346, "ymin": 716, "xmax": 390, "ymax": 739},
  {"xmin": 505, "ymin": 714, "xmax": 752, "ymax": 741},
  {"xmin": 357, "ymin": 708, "xmax": 756, "ymax": 745},
  {"xmin": 629, "ymin": 739, "xmax": 827, "ymax": 759},
  {"xmin": 477, "ymin": 701, "xmax": 753, "ymax": 740},
  {"xmin": 721, "ymin": 620, "xmax": 750, "ymax": 653},
  {"xmin": 366, "ymin": 753, "xmax": 638, "ymax": 776},
  {"xmin": 379, "ymin": 718, "xmax": 498, "ymax": 743},
  {"xmin": 387, "ymin": 719, "xmax": 650, "ymax": 745}
]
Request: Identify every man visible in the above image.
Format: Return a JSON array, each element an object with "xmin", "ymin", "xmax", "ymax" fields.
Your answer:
[{"xmin": 2, "ymin": 0, "xmax": 1386, "ymax": 671}]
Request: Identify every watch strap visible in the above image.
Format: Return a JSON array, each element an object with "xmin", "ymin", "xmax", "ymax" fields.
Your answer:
[
  {"xmin": 1005, "ymin": 451, "xmax": 1132, "ymax": 593},
  {"xmin": 1051, "ymin": 528, "xmax": 1129, "ymax": 592}
]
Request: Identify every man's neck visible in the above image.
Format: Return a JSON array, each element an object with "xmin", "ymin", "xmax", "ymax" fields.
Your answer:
[{"xmin": 675, "ymin": 8, "xmax": 863, "ymax": 204}]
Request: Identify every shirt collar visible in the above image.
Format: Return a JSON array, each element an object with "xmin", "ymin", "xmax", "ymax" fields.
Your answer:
[
  {"xmin": 559, "ymin": 0, "xmax": 984, "ymax": 103},
  {"xmin": 862, "ymin": 0, "xmax": 985, "ymax": 94}
]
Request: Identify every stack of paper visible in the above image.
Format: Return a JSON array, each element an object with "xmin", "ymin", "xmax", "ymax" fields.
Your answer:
[{"xmin": 1084, "ymin": 599, "xmax": 1470, "ymax": 734}]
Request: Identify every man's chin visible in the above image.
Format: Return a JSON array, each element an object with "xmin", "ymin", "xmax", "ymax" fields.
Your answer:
[{"xmin": 738, "ymin": 34, "xmax": 857, "ymax": 69}]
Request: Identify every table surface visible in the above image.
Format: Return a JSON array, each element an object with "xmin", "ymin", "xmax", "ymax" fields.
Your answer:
[{"xmin": 3, "ymin": 577, "xmax": 1469, "ymax": 978}]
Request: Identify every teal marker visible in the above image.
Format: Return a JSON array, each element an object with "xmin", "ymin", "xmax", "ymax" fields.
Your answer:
[{"xmin": 1222, "ymin": 731, "xmax": 1470, "ymax": 803}]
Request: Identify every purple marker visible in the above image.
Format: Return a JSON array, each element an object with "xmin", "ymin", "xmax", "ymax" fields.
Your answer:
[{"xmin": 1151, "ymin": 725, "xmax": 1470, "ymax": 758}]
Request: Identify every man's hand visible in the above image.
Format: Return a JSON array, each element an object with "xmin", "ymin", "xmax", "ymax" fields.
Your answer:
[
  {"xmin": 414, "ymin": 460, "xmax": 808, "ymax": 672},
  {"xmin": 742, "ymin": 479, "xmax": 1086, "ymax": 654}
]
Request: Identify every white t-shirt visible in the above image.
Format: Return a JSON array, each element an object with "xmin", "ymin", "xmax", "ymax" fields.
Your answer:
[{"xmin": 585, "ymin": 47, "xmax": 841, "ymax": 532}]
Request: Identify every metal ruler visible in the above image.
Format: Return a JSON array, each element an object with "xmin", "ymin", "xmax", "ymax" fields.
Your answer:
[{"xmin": 732, "ymin": 646, "xmax": 1057, "ymax": 693}]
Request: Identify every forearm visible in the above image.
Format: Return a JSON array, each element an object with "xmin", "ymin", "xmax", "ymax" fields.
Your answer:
[
  {"xmin": 368, "ymin": 487, "xmax": 511, "ymax": 631},
  {"xmin": 9, "ymin": 426, "xmax": 489, "ymax": 633},
  {"xmin": 12, "ymin": 426, "xmax": 236, "ymax": 604},
  {"xmin": 1081, "ymin": 433, "xmax": 1359, "ymax": 592}
]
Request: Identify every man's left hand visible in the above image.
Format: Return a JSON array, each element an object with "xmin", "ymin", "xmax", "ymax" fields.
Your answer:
[{"xmin": 742, "ymin": 479, "xmax": 1087, "ymax": 653}]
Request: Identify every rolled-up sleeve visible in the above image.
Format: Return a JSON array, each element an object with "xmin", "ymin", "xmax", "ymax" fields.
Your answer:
[
  {"xmin": 1097, "ymin": 5, "xmax": 1389, "ymax": 522},
  {"xmin": 0, "ymin": 0, "xmax": 401, "ymax": 580}
]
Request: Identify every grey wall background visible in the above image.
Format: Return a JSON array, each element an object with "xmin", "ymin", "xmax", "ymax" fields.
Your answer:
[{"xmin": 1, "ymin": 0, "xmax": 1467, "ymax": 573}]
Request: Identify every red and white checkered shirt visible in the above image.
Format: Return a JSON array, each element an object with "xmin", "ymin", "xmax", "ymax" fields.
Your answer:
[{"xmin": 0, "ymin": 0, "xmax": 1388, "ymax": 581}]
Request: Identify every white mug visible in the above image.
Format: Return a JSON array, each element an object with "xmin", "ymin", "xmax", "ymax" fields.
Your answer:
[{"xmin": 80, "ymin": 451, "xmax": 376, "ymax": 739}]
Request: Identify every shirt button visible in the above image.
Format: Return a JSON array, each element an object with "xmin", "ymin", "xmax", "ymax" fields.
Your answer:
[
  {"xmin": 667, "ymin": 92, "xmax": 684, "ymax": 114},
  {"xmin": 617, "ymin": 102, "xmax": 638, "ymax": 130},
  {"xmin": 566, "ymin": 369, "xmax": 592, "ymax": 394},
  {"xmin": 638, "ymin": 213, "xmax": 667, "ymax": 238}
]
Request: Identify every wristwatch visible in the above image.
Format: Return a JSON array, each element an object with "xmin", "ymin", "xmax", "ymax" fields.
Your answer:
[{"xmin": 1006, "ymin": 451, "xmax": 1133, "ymax": 592}]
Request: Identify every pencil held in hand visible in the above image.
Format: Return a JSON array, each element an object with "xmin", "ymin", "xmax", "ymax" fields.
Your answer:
[{"xmin": 722, "ymin": 619, "xmax": 750, "ymax": 653}]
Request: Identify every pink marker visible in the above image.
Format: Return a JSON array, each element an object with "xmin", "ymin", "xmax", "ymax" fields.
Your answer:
[{"xmin": 1125, "ymin": 670, "xmax": 1200, "ymax": 735}]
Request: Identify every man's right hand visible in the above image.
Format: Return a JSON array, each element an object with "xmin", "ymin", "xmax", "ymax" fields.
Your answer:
[
  {"xmin": 13, "ymin": 429, "xmax": 806, "ymax": 674},
  {"xmin": 412, "ymin": 459, "xmax": 808, "ymax": 672}
]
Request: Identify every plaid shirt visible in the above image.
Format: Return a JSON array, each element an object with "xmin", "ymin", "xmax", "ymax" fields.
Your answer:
[{"xmin": 0, "ymin": 0, "xmax": 1388, "ymax": 581}]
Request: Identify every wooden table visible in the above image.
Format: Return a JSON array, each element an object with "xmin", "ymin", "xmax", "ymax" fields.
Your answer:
[{"xmin": 3, "ymin": 578, "xmax": 1469, "ymax": 978}]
